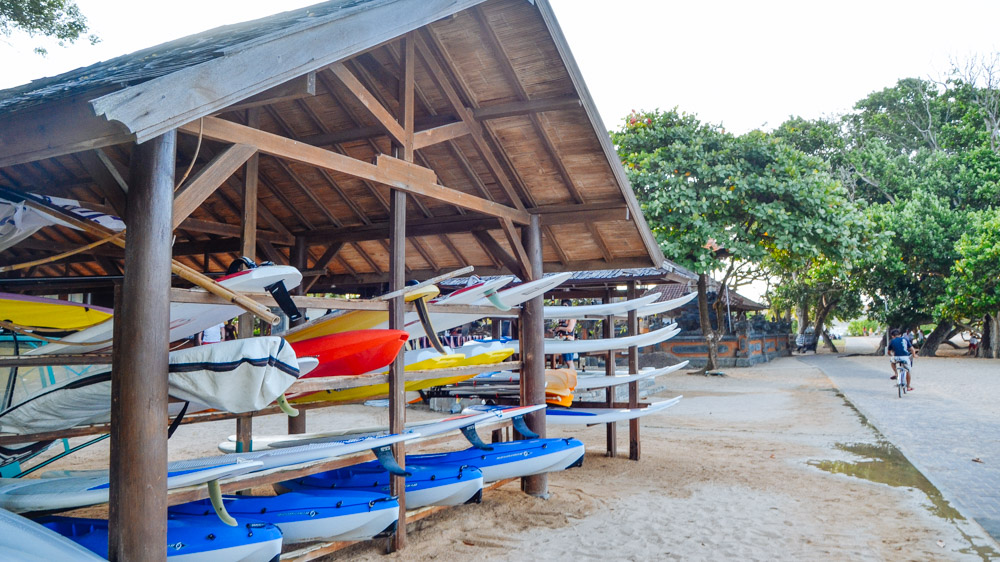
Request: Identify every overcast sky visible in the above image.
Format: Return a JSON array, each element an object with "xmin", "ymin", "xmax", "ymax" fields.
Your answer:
[{"xmin": 4, "ymin": 0, "xmax": 999, "ymax": 133}]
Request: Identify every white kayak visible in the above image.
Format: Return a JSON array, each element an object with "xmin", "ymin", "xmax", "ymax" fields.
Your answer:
[
  {"xmin": 575, "ymin": 361, "xmax": 690, "ymax": 390},
  {"xmin": 26, "ymin": 265, "xmax": 302, "ymax": 356},
  {"xmin": 0, "ymin": 507, "xmax": 105, "ymax": 561},
  {"xmin": 220, "ymin": 404, "xmax": 546, "ymax": 452},
  {"xmin": 546, "ymin": 396, "xmax": 683, "ymax": 425},
  {"xmin": 0, "ymin": 337, "xmax": 301, "ymax": 436},
  {"xmin": 615, "ymin": 292, "xmax": 697, "ymax": 318},
  {"xmin": 0, "ymin": 460, "xmax": 263, "ymax": 513},
  {"xmin": 460, "ymin": 324, "xmax": 680, "ymax": 356}
]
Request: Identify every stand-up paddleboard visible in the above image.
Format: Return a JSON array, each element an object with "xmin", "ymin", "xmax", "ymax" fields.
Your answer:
[
  {"xmin": 459, "ymin": 324, "xmax": 680, "ymax": 356},
  {"xmin": 220, "ymin": 406, "xmax": 544, "ymax": 453},
  {"xmin": 289, "ymin": 330, "xmax": 409, "ymax": 379},
  {"xmin": 485, "ymin": 293, "xmax": 660, "ymax": 319},
  {"xmin": 615, "ymin": 292, "xmax": 697, "ymax": 318},
  {"xmin": 0, "ymin": 293, "xmax": 112, "ymax": 331},
  {"xmin": 0, "ymin": 507, "xmax": 104, "ymax": 561},
  {"xmin": 41, "ymin": 514, "xmax": 283, "ymax": 561},
  {"xmin": 26, "ymin": 265, "xmax": 302, "ymax": 356},
  {"xmin": 0, "ymin": 337, "xmax": 301, "ymax": 437},
  {"xmin": 170, "ymin": 490, "xmax": 398, "ymax": 544},
  {"xmin": 546, "ymin": 396, "xmax": 683, "ymax": 425},
  {"xmin": 574, "ymin": 361, "xmax": 689, "ymax": 390},
  {"xmin": 279, "ymin": 463, "xmax": 484, "ymax": 509},
  {"xmin": 404, "ymin": 438, "xmax": 585, "ymax": 483},
  {"xmin": 0, "ymin": 461, "xmax": 263, "ymax": 513}
]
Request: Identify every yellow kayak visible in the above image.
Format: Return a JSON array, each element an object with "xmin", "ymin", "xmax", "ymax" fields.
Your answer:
[
  {"xmin": 0, "ymin": 293, "xmax": 112, "ymax": 331},
  {"xmin": 289, "ymin": 372, "xmax": 481, "ymax": 404},
  {"xmin": 284, "ymin": 285, "xmax": 440, "ymax": 343}
]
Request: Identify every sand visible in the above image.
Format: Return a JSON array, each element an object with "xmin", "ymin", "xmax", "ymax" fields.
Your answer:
[{"xmin": 26, "ymin": 340, "xmax": 1000, "ymax": 560}]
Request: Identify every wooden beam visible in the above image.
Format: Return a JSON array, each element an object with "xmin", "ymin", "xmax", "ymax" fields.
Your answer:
[
  {"xmin": 412, "ymin": 120, "xmax": 470, "ymax": 150},
  {"xmin": 296, "ymin": 114, "xmax": 455, "ymax": 148},
  {"xmin": 519, "ymin": 214, "xmax": 546, "ymax": 496},
  {"xmin": 222, "ymin": 72, "xmax": 316, "ymax": 113},
  {"xmin": 472, "ymin": 230, "xmax": 526, "ymax": 280},
  {"xmin": 499, "ymin": 218, "xmax": 533, "ymax": 281},
  {"xmin": 171, "ymin": 143, "xmax": 256, "ymax": 229},
  {"xmin": 241, "ymin": 109, "xmax": 261, "ymax": 263},
  {"xmin": 76, "ymin": 149, "xmax": 128, "ymax": 217},
  {"xmin": 178, "ymin": 117, "xmax": 529, "ymax": 224},
  {"xmin": 387, "ymin": 187, "xmax": 407, "ymax": 551},
  {"xmin": 328, "ymin": 62, "xmax": 406, "ymax": 145},
  {"xmin": 473, "ymin": 96, "xmax": 582, "ymax": 120}
]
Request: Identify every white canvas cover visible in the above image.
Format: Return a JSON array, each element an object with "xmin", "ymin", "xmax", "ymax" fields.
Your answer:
[{"xmin": 0, "ymin": 337, "xmax": 300, "ymax": 436}]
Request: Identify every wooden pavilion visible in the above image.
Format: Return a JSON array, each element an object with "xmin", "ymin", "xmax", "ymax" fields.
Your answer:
[{"xmin": 0, "ymin": 0, "xmax": 666, "ymax": 558}]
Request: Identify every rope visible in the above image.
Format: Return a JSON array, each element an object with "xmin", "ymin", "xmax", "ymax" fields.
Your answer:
[
  {"xmin": 0, "ymin": 319, "xmax": 113, "ymax": 346},
  {"xmin": 0, "ymin": 231, "xmax": 125, "ymax": 273},
  {"xmin": 175, "ymin": 118, "xmax": 204, "ymax": 191}
]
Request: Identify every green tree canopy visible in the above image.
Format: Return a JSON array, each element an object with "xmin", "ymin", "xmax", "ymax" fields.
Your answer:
[{"xmin": 1, "ymin": 0, "xmax": 94, "ymax": 54}]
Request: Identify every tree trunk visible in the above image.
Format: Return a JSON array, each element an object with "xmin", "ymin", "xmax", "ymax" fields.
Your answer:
[
  {"xmin": 696, "ymin": 273, "xmax": 718, "ymax": 372},
  {"xmin": 875, "ymin": 333, "xmax": 888, "ymax": 356},
  {"xmin": 919, "ymin": 320, "xmax": 953, "ymax": 357},
  {"xmin": 796, "ymin": 301, "xmax": 810, "ymax": 334},
  {"xmin": 820, "ymin": 330, "xmax": 839, "ymax": 353},
  {"xmin": 811, "ymin": 295, "xmax": 838, "ymax": 352},
  {"xmin": 983, "ymin": 312, "xmax": 1000, "ymax": 359}
]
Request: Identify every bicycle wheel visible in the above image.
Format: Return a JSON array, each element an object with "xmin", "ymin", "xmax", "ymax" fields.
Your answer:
[{"xmin": 898, "ymin": 378, "xmax": 903, "ymax": 398}]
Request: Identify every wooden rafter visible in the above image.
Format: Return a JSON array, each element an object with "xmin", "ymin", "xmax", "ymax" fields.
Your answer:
[
  {"xmin": 328, "ymin": 62, "xmax": 406, "ymax": 145},
  {"xmin": 172, "ymin": 143, "xmax": 256, "ymax": 229}
]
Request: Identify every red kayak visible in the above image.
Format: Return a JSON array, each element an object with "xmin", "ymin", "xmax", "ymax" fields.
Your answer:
[{"xmin": 290, "ymin": 330, "xmax": 409, "ymax": 379}]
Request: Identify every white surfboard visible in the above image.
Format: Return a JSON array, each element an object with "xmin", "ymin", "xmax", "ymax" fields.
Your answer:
[
  {"xmin": 27, "ymin": 265, "xmax": 302, "ymax": 356},
  {"xmin": 574, "ymin": 361, "xmax": 690, "ymax": 390},
  {"xmin": 0, "ymin": 461, "xmax": 263, "ymax": 513},
  {"xmin": 616, "ymin": 292, "xmax": 697, "ymax": 318},
  {"xmin": 487, "ymin": 293, "xmax": 660, "ymax": 319},
  {"xmin": 0, "ymin": 507, "xmax": 105, "ymax": 561},
  {"xmin": 460, "ymin": 324, "xmax": 680, "ymax": 356},
  {"xmin": 546, "ymin": 396, "xmax": 683, "ymax": 425}
]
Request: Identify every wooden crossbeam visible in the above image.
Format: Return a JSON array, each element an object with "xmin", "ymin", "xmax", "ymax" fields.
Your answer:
[
  {"xmin": 412, "ymin": 121, "xmax": 470, "ymax": 150},
  {"xmin": 172, "ymin": 143, "xmax": 256, "ymax": 229},
  {"xmin": 472, "ymin": 96, "xmax": 582, "ymax": 120},
  {"xmin": 177, "ymin": 117, "xmax": 529, "ymax": 225},
  {"xmin": 473, "ymin": 229, "xmax": 526, "ymax": 280},
  {"xmin": 223, "ymin": 72, "xmax": 316, "ymax": 113},
  {"xmin": 76, "ymin": 149, "xmax": 128, "ymax": 217},
  {"xmin": 328, "ymin": 62, "xmax": 406, "ymax": 145}
]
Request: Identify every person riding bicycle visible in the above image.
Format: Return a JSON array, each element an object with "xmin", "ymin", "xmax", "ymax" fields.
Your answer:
[{"xmin": 887, "ymin": 328, "xmax": 916, "ymax": 391}]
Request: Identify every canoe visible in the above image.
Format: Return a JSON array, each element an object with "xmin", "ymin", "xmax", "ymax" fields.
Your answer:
[
  {"xmin": 25, "ymin": 264, "xmax": 301, "ymax": 356},
  {"xmin": 0, "ymin": 293, "xmax": 112, "ymax": 331},
  {"xmin": 278, "ymin": 462, "xmax": 484, "ymax": 509},
  {"xmin": 546, "ymin": 396, "xmax": 683, "ymax": 425},
  {"xmin": 0, "ymin": 507, "xmax": 104, "ymax": 561},
  {"xmin": 0, "ymin": 460, "xmax": 263, "ymax": 513},
  {"xmin": 40, "ymin": 514, "xmax": 283, "ymax": 561},
  {"xmin": 289, "ymin": 329, "xmax": 409, "ymax": 379},
  {"xmin": 170, "ymin": 490, "xmax": 398, "ymax": 544},
  {"xmin": 406, "ymin": 438, "xmax": 585, "ymax": 483}
]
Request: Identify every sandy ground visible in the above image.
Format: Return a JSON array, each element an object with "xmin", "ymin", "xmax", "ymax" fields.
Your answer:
[{"xmin": 27, "ymin": 338, "xmax": 1000, "ymax": 560}]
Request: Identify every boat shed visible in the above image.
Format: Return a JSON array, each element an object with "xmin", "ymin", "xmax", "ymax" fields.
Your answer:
[{"xmin": 0, "ymin": 0, "xmax": 666, "ymax": 558}]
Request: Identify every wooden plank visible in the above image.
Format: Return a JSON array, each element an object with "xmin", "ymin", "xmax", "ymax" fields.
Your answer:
[
  {"xmin": 328, "ymin": 62, "xmax": 406, "ymax": 145},
  {"xmin": 499, "ymin": 218, "xmax": 532, "ymax": 281},
  {"xmin": 0, "ymin": 354, "xmax": 113, "ymax": 367},
  {"xmin": 400, "ymin": 33, "xmax": 415, "ymax": 162},
  {"xmin": 472, "ymin": 230, "xmax": 525, "ymax": 280},
  {"xmin": 172, "ymin": 143, "xmax": 256, "ymax": 229},
  {"xmin": 519, "ymin": 214, "xmax": 546, "ymax": 496},
  {"xmin": 387, "ymin": 187, "xmax": 407, "ymax": 551},
  {"xmin": 241, "ymin": 108, "xmax": 261, "ymax": 263},
  {"xmin": 412, "ymin": 120, "xmax": 469, "ymax": 150},
  {"xmin": 76, "ymin": 149, "xmax": 128, "ymax": 217},
  {"xmin": 472, "ymin": 96, "xmax": 582, "ymax": 120},
  {"xmin": 296, "ymin": 114, "xmax": 455, "ymax": 147},
  {"xmin": 177, "ymin": 117, "xmax": 529, "ymax": 225},
  {"xmin": 223, "ymin": 72, "xmax": 316, "ymax": 113}
]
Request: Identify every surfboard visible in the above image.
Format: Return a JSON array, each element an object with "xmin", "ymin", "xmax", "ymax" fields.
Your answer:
[
  {"xmin": 170, "ymin": 490, "xmax": 398, "ymax": 544},
  {"xmin": 459, "ymin": 324, "xmax": 680, "ymax": 356},
  {"xmin": 485, "ymin": 293, "xmax": 660, "ymax": 319},
  {"xmin": 545, "ymin": 396, "xmax": 683, "ymax": 425},
  {"xmin": 41, "ymin": 514, "xmax": 283, "ymax": 561},
  {"xmin": 574, "ymin": 361, "xmax": 690, "ymax": 390},
  {"xmin": 25, "ymin": 265, "xmax": 302, "ymax": 356},
  {"xmin": 0, "ymin": 293, "xmax": 112, "ymax": 331},
  {"xmin": 282, "ymin": 285, "xmax": 440, "ymax": 343},
  {"xmin": 616, "ymin": 292, "xmax": 697, "ymax": 318},
  {"xmin": 0, "ymin": 507, "xmax": 104, "ymax": 561},
  {"xmin": 403, "ymin": 438, "xmax": 585, "ymax": 483},
  {"xmin": 0, "ymin": 461, "xmax": 264, "ymax": 513}
]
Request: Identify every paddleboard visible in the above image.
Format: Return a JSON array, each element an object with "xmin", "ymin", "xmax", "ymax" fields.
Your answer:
[
  {"xmin": 26, "ymin": 265, "xmax": 302, "ymax": 355},
  {"xmin": 404, "ymin": 438, "xmax": 585, "ymax": 482},
  {"xmin": 0, "ymin": 507, "xmax": 104, "ymax": 561},
  {"xmin": 41, "ymin": 514, "xmax": 283, "ymax": 561},
  {"xmin": 546, "ymin": 396, "xmax": 683, "ymax": 425},
  {"xmin": 0, "ymin": 293, "xmax": 112, "ymax": 331},
  {"xmin": 574, "ymin": 361, "xmax": 690, "ymax": 390},
  {"xmin": 0, "ymin": 461, "xmax": 263, "ymax": 513},
  {"xmin": 170, "ymin": 490, "xmax": 398, "ymax": 544},
  {"xmin": 460, "ymin": 324, "xmax": 680, "ymax": 356}
]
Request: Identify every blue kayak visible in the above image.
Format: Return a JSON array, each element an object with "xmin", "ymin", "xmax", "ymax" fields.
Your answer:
[
  {"xmin": 39, "ymin": 514, "xmax": 283, "ymax": 561},
  {"xmin": 279, "ymin": 463, "xmax": 483, "ymax": 509},
  {"xmin": 407, "ymin": 438, "xmax": 585, "ymax": 482},
  {"xmin": 170, "ymin": 490, "xmax": 398, "ymax": 544}
]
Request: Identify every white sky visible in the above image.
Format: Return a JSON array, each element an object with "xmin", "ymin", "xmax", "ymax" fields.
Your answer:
[{"xmin": 3, "ymin": 0, "xmax": 999, "ymax": 300}]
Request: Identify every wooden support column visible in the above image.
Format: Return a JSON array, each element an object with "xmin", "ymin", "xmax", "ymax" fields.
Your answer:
[
  {"xmin": 603, "ymin": 290, "xmax": 617, "ymax": 458},
  {"xmin": 519, "ymin": 214, "xmax": 547, "ymax": 497},
  {"xmin": 288, "ymin": 236, "xmax": 308, "ymax": 435},
  {"xmin": 236, "ymin": 109, "xmax": 260, "ymax": 450},
  {"xmin": 627, "ymin": 281, "xmax": 640, "ymax": 461},
  {"xmin": 109, "ymin": 130, "xmax": 175, "ymax": 562}
]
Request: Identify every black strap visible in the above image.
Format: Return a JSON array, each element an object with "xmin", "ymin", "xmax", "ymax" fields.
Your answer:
[
  {"xmin": 265, "ymin": 281, "xmax": 302, "ymax": 322},
  {"xmin": 167, "ymin": 402, "xmax": 190, "ymax": 438},
  {"xmin": 226, "ymin": 256, "xmax": 258, "ymax": 275},
  {"xmin": 414, "ymin": 297, "xmax": 448, "ymax": 354}
]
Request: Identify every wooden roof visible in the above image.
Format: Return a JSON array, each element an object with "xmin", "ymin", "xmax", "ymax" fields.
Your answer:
[{"xmin": 0, "ymin": 0, "xmax": 665, "ymax": 293}]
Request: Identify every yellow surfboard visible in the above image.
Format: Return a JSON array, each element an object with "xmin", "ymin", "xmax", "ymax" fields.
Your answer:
[
  {"xmin": 284, "ymin": 286, "xmax": 439, "ymax": 343},
  {"xmin": 0, "ymin": 294, "xmax": 112, "ymax": 331}
]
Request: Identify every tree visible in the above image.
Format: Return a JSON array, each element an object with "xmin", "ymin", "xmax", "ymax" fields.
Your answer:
[
  {"xmin": 944, "ymin": 209, "xmax": 1000, "ymax": 357},
  {"xmin": 0, "ymin": 0, "xmax": 95, "ymax": 55},
  {"xmin": 613, "ymin": 108, "xmax": 864, "ymax": 370}
]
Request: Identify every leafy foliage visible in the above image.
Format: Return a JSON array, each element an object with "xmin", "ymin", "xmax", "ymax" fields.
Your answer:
[{"xmin": 0, "ymin": 0, "xmax": 96, "ymax": 54}]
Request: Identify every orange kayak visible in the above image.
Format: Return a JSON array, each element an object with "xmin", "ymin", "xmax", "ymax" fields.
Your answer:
[{"xmin": 290, "ymin": 330, "xmax": 408, "ymax": 379}]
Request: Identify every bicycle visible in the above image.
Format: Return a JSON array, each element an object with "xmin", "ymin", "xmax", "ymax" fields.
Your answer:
[{"xmin": 891, "ymin": 357, "xmax": 911, "ymax": 398}]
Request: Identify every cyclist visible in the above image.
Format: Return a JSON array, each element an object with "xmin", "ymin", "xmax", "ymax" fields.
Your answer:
[{"xmin": 887, "ymin": 328, "xmax": 915, "ymax": 391}]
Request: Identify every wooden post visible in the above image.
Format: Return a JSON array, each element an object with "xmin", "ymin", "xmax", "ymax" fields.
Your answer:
[
  {"xmin": 627, "ymin": 281, "xmax": 640, "ymax": 460},
  {"xmin": 236, "ymin": 109, "xmax": 261, "ymax": 447},
  {"xmin": 288, "ymin": 236, "xmax": 308, "ymax": 435},
  {"xmin": 603, "ymin": 290, "xmax": 616, "ymax": 458},
  {"xmin": 235, "ymin": 414, "xmax": 253, "ymax": 452},
  {"xmin": 109, "ymin": 130, "xmax": 175, "ymax": 562},
  {"xmin": 519, "ymin": 214, "xmax": 547, "ymax": 497}
]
